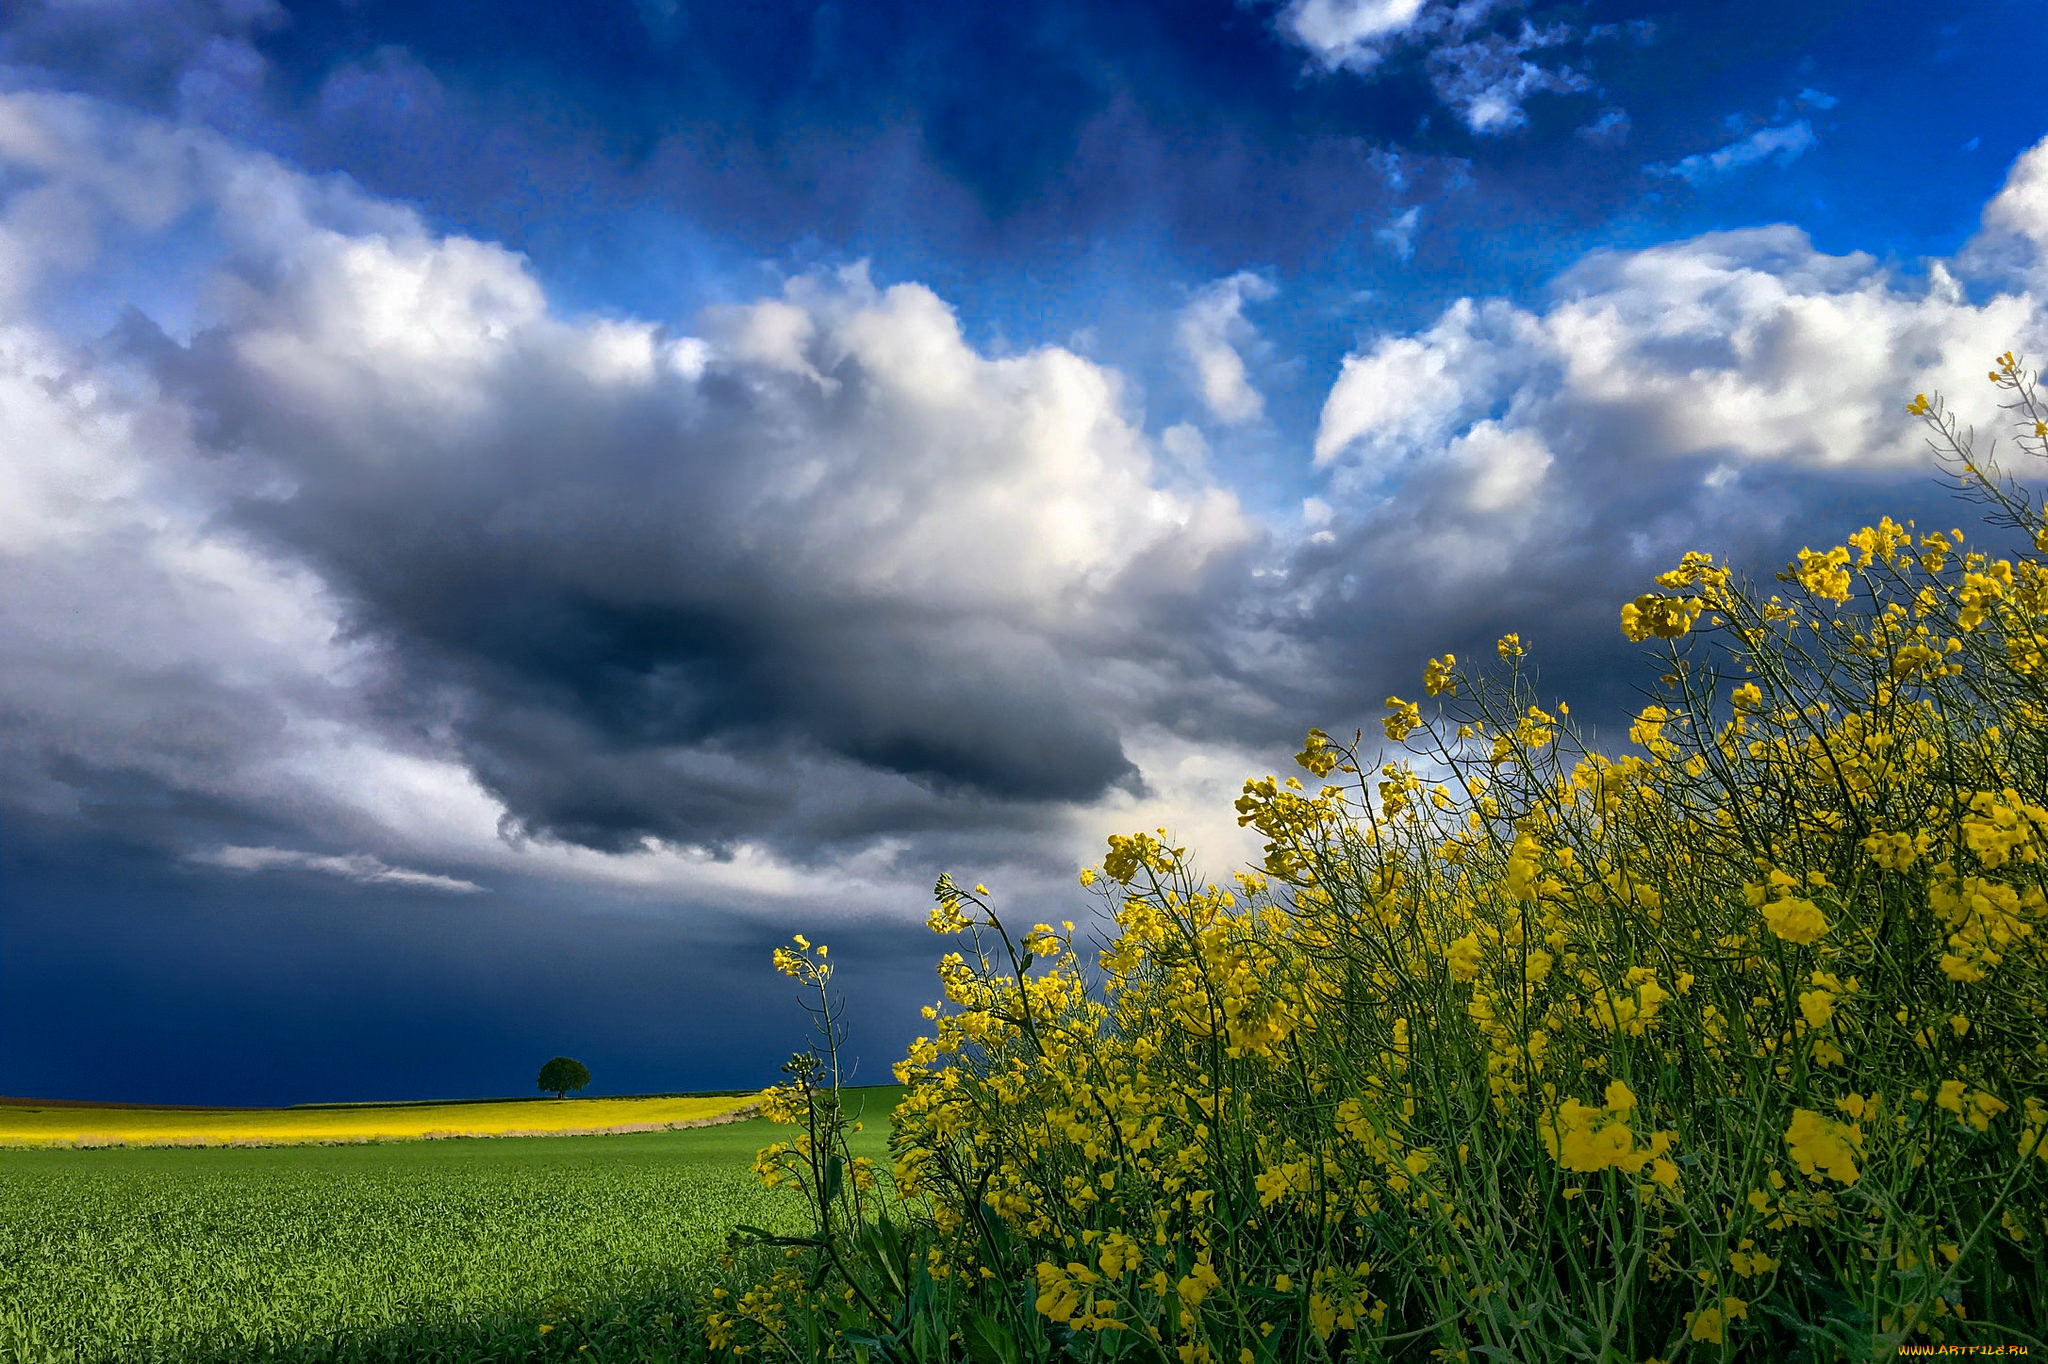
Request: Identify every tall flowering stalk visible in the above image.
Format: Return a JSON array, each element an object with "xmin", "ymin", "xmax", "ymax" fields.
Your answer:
[{"xmin": 704, "ymin": 936, "xmax": 896, "ymax": 1360}]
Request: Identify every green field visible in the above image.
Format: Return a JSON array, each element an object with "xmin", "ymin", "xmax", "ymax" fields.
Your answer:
[{"xmin": 0, "ymin": 1088, "xmax": 903, "ymax": 1364}]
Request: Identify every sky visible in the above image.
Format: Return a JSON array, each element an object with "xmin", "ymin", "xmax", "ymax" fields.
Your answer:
[{"xmin": 5, "ymin": 0, "xmax": 2048, "ymax": 1107}]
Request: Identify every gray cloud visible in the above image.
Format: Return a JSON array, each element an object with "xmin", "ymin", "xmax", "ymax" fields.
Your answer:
[
  {"xmin": 169, "ymin": 245, "xmax": 1252, "ymax": 837},
  {"xmin": 0, "ymin": 91, "xmax": 1257, "ymax": 891},
  {"xmin": 190, "ymin": 844, "xmax": 485, "ymax": 893}
]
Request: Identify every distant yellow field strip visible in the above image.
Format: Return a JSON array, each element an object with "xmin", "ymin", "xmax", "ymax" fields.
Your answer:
[{"xmin": 0, "ymin": 1093, "xmax": 771, "ymax": 1147}]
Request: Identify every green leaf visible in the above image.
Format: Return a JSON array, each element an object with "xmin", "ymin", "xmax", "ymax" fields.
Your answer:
[
  {"xmin": 824, "ymin": 1154, "xmax": 845, "ymax": 1206},
  {"xmin": 857, "ymin": 1212, "xmax": 909, "ymax": 1299},
  {"xmin": 959, "ymin": 1310, "xmax": 1021, "ymax": 1364},
  {"xmin": 976, "ymin": 1201, "xmax": 1015, "ymax": 1260},
  {"xmin": 911, "ymin": 1305, "xmax": 949, "ymax": 1364}
]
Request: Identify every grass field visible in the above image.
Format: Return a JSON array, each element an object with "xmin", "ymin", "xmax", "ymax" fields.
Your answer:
[
  {"xmin": 0, "ymin": 1091, "xmax": 768, "ymax": 1148},
  {"xmin": 0, "ymin": 1087, "xmax": 904, "ymax": 1364}
]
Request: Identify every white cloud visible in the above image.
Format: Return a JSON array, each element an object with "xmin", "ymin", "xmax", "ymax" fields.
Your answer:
[
  {"xmin": 190, "ymin": 845, "xmax": 485, "ymax": 893},
  {"xmin": 1320, "ymin": 225, "xmax": 2039, "ymax": 485},
  {"xmin": 1313, "ymin": 295, "xmax": 1548, "ymax": 471},
  {"xmin": 1649, "ymin": 120, "xmax": 1817, "ymax": 185},
  {"xmin": 1176, "ymin": 270, "xmax": 1280, "ymax": 425},
  {"xmin": 700, "ymin": 296, "xmax": 832, "ymax": 386},
  {"xmin": 688, "ymin": 262, "xmax": 1257, "ymax": 615},
  {"xmin": 1428, "ymin": 23, "xmax": 1592, "ymax": 135},
  {"xmin": 1441, "ymin": 420, "xmax": 1552, "ymax": 513},
  {"xmin": 1958, "ymin": 137, "xmax": 2048, "ymax": 290},
  {"xmin": 1065, "ymin": 723, "xmax": 1280, "ymax": 889},
  {"xmin": 0, "ymin": 311, "xmax": 387, "ymax": 824},
  {"xmin": 1302, "ymin": 140, "xmax": 2048, "ymax": 612},
  {"xmin": 1302, "ymin": 495, "xmax": 1335, "ymax": 545},
  {"xmin": 1276, "ymin": 0, "xmax": 1432, "ymax": 73},
  {"xmin": 0, "ymin": 92, "xmax": 216, "ymax": 312}
]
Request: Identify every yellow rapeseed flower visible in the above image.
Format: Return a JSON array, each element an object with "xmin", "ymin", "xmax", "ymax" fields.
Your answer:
[
  {"xmin": 1761, "ymin": 896, "xmax": 1830, "ymax": 945},
  {"xmin": 1938, "ymin": 1081, "xmax": 2009, "ymax": 1131},
  {"xmin": 1784, "ymin": 1108, "xmax": 1861, "ymax": 1184},
  {"xmin": 1383, "ymin": 696, "xmax": 1423, "ymax": 742},
  {"xmin": 1688, "ymin": 1298, "xmax": 1747, "ymax": 1344},
  {"xmin": 1445, "ymin": 931, "xmax": 1484, "ymax": 983}
]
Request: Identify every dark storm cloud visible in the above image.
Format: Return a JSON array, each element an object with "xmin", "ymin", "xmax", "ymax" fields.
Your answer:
[
  {"xmin": 59, "ymin": 143, "xmax": 1255, "ymax": 860},
  {"xmin": 11, "ymin": 65, "xmax": 2048, "ymax": 901}
]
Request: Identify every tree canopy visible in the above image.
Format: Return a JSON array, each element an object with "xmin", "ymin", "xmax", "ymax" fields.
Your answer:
[{"xmin": 536, "ymin": 1056, "xmax": 590, "ymax": 1099}]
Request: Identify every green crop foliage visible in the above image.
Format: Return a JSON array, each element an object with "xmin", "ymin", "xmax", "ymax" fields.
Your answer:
[
  {"xmin": 0, "ymin": 1105, "xmax": 898, "ymax": 1363},
  {"xmin": 708, "ymin": 358, "xmax": 2048, "ymax": 1361}
]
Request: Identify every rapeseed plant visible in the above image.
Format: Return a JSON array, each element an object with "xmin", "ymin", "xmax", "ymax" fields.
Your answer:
[{"xmin": 717, "ymin": 355, "xmax": 2048, "ymax": 1360}]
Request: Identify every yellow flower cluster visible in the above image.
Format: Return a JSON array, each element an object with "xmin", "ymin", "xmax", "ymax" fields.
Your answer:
[
  {"xmin": 770, "ymin": 932, "xmax": 830, "ymax": 983},
  {"xmin": 1539, "ymin": 1080, "xmax": 1679, "ymax": 1185},
  {"xmin": 1620, "ymin": 592, "xmax": 1706, "ymax": 642},
  {"xmin": 1783, "ymin": 1108, "xmax": 1863, "ymax": 1184},
  {"xmin": 1423, "ymin": 653, "xmax": 1458, "ymax": 697}
]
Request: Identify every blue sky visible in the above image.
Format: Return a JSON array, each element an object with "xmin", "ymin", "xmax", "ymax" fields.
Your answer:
[{"xmin": 5, "ymin": 0, "xmax": 2048, "ymax": 1106}]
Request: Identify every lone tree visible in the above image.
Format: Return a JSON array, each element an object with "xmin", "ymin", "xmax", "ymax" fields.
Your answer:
[{"xmin": 537, "ymin": 1056, "xmax": 590, "ymax": 1099}]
